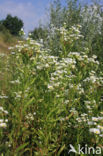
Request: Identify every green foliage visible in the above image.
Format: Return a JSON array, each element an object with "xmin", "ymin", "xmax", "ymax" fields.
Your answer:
[
  {"xmin": 38, "ymin": 0, "xmax": 83, "ymax": 57},
  {"xmin": 47, "ymin": 0, "xmax": 103, "ymax": 62},
  {"xmin": 50, "ymin": 0, "xmax": 65, "ymax": 28},
  {"xmin": 0, "ymin": 22, "xmax": 5, "ymax": 32},
  {"xmin": 30, "ymin": 27, "xmax": 48, "ymax": 41},
  {"xmin": 50, "ymin": 0, "xmax": 81, "ymax": 28},
  {"xmin": 80, "ymin": 2, "xmax": 103, "ymax": 59},
  {"xmin": 0, "ymin": 25, "xmax": 103, "ymax": 155},
  {"xmin": 0, "ymin": 29, "xmax": 13, "ymax": 43},
  {"xmin": 2, "ymin": 14, "xmax": 24, "ymax": 36},
  {"xmin": 1, "ymin": 0, "xmax": 103, "ymax": 155}
]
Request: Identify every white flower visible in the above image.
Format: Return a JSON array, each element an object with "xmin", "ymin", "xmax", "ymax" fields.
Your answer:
[
  {"xmin": 89, "ymin": 128, "xmax": 100, "ymax": 134},
  {"xmin": 3, "ymin": 110, "xmax": 8, "ymax": 114},
  {"xmin": 0, "ymin": 107, "xmax": 8, "ymax": 114},
  {"xmin": 5, "ymin": 119, "xmax": 8, "ymax": 122},
  {"xmin": 11, "ymin": 52, "xmax": 15, "ymax": 55},
  {"xmin": 0, "ymin": 107, "xmax": 4, "ymax": 111},
  {"xmin": 0, "ymin": 119, "xmax": 4, "ymax": 123},
  {"xmin": 45, "ymin": 64, "xmax": 49, "ymax": 68},
  {"xmin": 26, "ymin": 113, "xmax": 34, "ymax": 120},
  {"xmin": 8, "ymin": 47, "xmax": 14, "ymax": 50},
  {"xmin": 92, "ymin": 55, "xmax": 97, "ymax": 59},
  {"xmin": 33, "ymin": 112, "xmax": 36, "ymax": 115},
  {"xmin": 86, "ymin": 105, "xmax": 91, "ymax": 110},
  {"xmin": 98, "ymin": 117, "xmax": 103, "ymax": 120},
  {"xmin": 97, "ymin": 125, "xmax": 103, "ymax": 130},
  {"xmin": 92, "ymin": 117, "xmax": 99, "ymax": 121},
  {"xmin": 0, "ymin": 95, "xmax": 8, "ymax": 99},
  {"xmin": 0, "ymin": 123, "xmax": 7, "ymax": 128},
  {"xmin": 10, "ymin": 80, "xmax": 20, "ymax": 84},
  {"xmin": 48, "ymin": 85, "xmax": 54, "ymax": 90},
  {"xmin": 81, "ymin": 113, "xmax": 87, "ymax": 117}
]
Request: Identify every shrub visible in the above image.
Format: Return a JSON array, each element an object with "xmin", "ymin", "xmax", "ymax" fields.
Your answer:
[{"xmin": 2, "ymin": 14, "xmax": 24, "ymax": 36}]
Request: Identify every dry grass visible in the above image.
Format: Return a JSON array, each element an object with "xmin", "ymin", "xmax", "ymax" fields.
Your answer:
[
  {"xmin": 0, "ymin": 32, "xmax": 19, "ymax": 93},
  {"xmin": 0, "ymin": 31, "xmax": 20, "ymax": 54},
  {"xmin": 0, "ymin": 39, "xmax": 9, "ymax": 53}
]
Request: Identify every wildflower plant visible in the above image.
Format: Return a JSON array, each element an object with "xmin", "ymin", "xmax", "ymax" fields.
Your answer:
[{"xmin": 0, "ymin": 24, "xmax": 103, "ymax": 155}]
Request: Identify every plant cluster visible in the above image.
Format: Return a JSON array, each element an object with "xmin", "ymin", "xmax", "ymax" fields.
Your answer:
[{"xmin": 0, "ymin": 24, "xmax": 103, "ymax": 155}]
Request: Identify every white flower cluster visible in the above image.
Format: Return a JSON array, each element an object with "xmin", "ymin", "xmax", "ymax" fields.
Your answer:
[
  {"xmin": 26, "ymin": 112, "xmax": 36, "ymax": 121},
  {"xmin": 7, "ymin": 25, "xmax": 103, "ymax": 147},
  {"xmin": 0, "ymin": 119, "xmax": 8, "ymax": 128},
  {"xmin": 0, "ymin": 95, "xmax": 8, "ymax": 99},
  {"xmin": 76, "ymin": 113, "xmax": 88, "ymax": 123},
  {"xmin": 10, "ymin": 79, "xmax": 21, "ymax": 84},
  {"xmin": 0, "ymin": 107, "xmax": 8, "ymax": 114},
  {"xmin": 89, "ymin": 115, "xmax": 103, "ymax": 136},
  {"xmin": 0, "ymin": 106, "xmax": 8, "ymax": 128},
  {"xmin": 60, "ymin": 24, "xmax": 83, "ymax": 42}
]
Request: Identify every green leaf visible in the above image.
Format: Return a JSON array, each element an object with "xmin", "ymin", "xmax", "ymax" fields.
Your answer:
[
  {"xmin": 57, "ymin": 144, "xmax": 65, "ymax": 156},
  {"xmin": 16, "ymin": 142, "xmax": 28, "ymax": 153}
]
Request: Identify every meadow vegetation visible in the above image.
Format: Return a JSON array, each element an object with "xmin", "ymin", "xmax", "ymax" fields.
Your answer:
[{"xmin": 0, "ymin": 0, "xmax": 103, "ymax": 155}]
